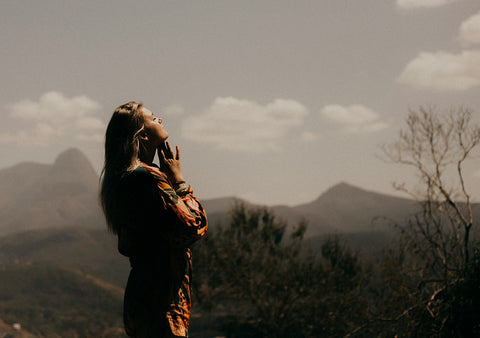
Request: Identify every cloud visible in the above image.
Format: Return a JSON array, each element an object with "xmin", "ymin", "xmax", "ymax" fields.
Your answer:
[
  {"xmin": 9, "ymin": 91, "xmax": 101, "ymax": 122},
  {"xmin": 0, "ymin": 123, "xmax": 62, "ymax": 147},
  {"xmin": 396, "ymin": 0, "xmax": 457, "ymax": 9},
  {"xmin": 397, "ymin": 50, "xmax": 480, "ymax": 91},
  {"xmin": 321, "ymin": 104, "xmax": 378, "ymax": 124},
  {"xmin": 459, "ymin": 10, "xmax": 480, "ymax": 47},
  {"xmin": 320, "ymin": 104, "xmax": 389, "ymax": 134},
  {"xmin": 0, "ymin": 91, "xmax": 104, "ymax": 147},
  {"xmin": 75, "ymin": 116, "xmax": 105, "ymax": 131},
  {"xmin": 181, "ymin": 97, "xmax": 309, "ymax": 152}
]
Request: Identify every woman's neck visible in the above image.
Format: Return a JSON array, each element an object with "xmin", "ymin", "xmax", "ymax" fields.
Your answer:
[{"xmin": 139, "ymin": 146, "xmax": 156, "ymax": 165}]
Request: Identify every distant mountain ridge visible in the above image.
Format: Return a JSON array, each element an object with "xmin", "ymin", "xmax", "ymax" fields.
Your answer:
[
  {"xmin": 0, "ymin": 150, "xmax": 477, "ymax": 336},
  {"xmin": 0, "ymin": 148, "xmax": 104, "ymax": 234},
  {"xmin": 202, "ymin": 183, "xmax": 422, "ymax": 236},
  {"xmin": 276, "ymin": 182, "xmax": 421, "ymax": 236},
  {"xmin": 4, "ymin": 148, "xmax": 476, "ymax": 237}
]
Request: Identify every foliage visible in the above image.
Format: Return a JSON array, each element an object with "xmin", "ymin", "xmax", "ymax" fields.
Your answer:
[
  {"xmin": 0, "ymin": 227, "xmax": 129, "ymax": 287},
  {"xmin": 193, "ymin": 203, "xmax": 368, "ymax": 337},
  {"xmin": 0, "ymin": 106, "xmax": 478, "ymax": 337},
  {"xmin": 382, "ymin": 107, "xmax": 479, "ymax": 279},
  {"xmin": 377, "ymin": 106, "xmax": 480, "ymax": 336},
  {"xmin": 0, "ymin": 263, "xmax": 125, "ymax": 337}
]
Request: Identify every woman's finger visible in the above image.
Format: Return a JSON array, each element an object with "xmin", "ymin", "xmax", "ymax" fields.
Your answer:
[
  {"xmin": 175, "ymin": 146, "xmax": 180, "ymax": 160},
  {"xmin": 160, "ymin": 149, "xmax": 167, "ymax": 162},
  {"xmin": 166, "ymin": 141, "xmax": 174, "ymax": 157}
]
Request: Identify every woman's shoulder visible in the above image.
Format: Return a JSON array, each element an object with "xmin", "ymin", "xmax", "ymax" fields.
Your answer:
[
  {"xmin": 137, "ymin": 162, "xmax": 169, "ymax": 182},
  {"xmin": 120, "ymin": 165, "xmax": 155, "ymax": 187}
]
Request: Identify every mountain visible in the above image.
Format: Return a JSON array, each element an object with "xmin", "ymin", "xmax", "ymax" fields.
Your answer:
[
  {"xmin": 201, "ymin": 196, "xmax": 258, "ymax": 229},
  {"xmin": 273, "ymin": 182, "xmax": 420, "ymax": 237},
  {"xmin": 0, "ymin": 263, "xmax": 125, "ymax": 337},
  {"xmin": 0, "ymin": 226, "xmax": 129, "ymax": 287},
  {"xmin": 201, "ymin": 183, "xmax": 421, "ymax": 237},
  {"xmin": 0, "ymin": 148, "xmax": 104, "ymax": 234},
  {"xmin": 0, "ymin": 149, "xmax": 478, "ymax": 336},
  {"xmin": 1, "ymin": 148, "xmax": 476, "ymax": 239}
]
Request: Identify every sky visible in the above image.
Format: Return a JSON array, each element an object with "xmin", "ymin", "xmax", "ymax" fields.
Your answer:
[{"xmin": 1, "ymin": 0, "xmax": 480, "ymax": 206}]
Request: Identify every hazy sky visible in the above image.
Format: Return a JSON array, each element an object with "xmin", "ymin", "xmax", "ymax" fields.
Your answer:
[{"xmin": 1, "ymin": 0, "xmax": 480, "ymax": 205}]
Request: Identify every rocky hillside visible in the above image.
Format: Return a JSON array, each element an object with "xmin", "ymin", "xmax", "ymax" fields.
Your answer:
[{"xmin": 0, "ymin": 148, "xmax": 104, "ymax": 234}]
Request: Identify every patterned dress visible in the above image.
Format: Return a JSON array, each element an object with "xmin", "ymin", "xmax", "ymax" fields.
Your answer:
[{"xmin": 114, "ymin": 162, "xmax": 207, "ymax": 337}]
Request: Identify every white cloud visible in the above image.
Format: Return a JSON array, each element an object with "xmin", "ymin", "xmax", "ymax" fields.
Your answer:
[
  {"xmin": 397, "ymin": 50, "xmax": 480, "ymax": 91},
  {"xmin": 0, "ymin": 123, "xmax": 62, "ymax": 147},
  {"xmin": 0, "ymin": 91, "xmax": 104, "ymax": 147},
  {"xmin": 321, "ymin": 104, "xmax": 378, "ymax": 124},
  {"xmin": 9, "ymin": 91, "xmax": 101, "ymax": 122},
  {"xmin": 396, "ymin": 0, "xmax": 457, "ymax": 9},
  {"xmin": 320, "ymin": 104, "xmax": 389, "ymax": 134},
  {"xmin": 459, "ymin": 11, "xmax": 480, "ymax": 47},
  {"xmin": 181, "ymin": 97, "xmax": 309, "ymax": 152},
  {"xmin": 74, "ymin": 117, "xmax": 105, "ymax": 131}
]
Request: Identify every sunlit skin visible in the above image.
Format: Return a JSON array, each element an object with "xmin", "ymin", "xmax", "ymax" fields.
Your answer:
[{"xmin": 139, "ymin": 107, "xmax": 185, "ymax": 185}]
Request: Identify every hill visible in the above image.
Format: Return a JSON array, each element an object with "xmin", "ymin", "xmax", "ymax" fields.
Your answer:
[
  {"xmin": 0, "ymin": 227, "xmax": 129, "ymax": 288},
  {"xmin": 201, "ymin": 184, "xmax": 420, "ymax": 237},
  {"xmin": 0, "ymin": 148, "xmax": 428, "ymax": 237},
  {"xmin": 0, "ymin": 227, "xmax": 219, "ymax": 337},
  {"xmin": 271, "ymin": 182, "xmax": 420, "ymax": 237},
  {"xmin": 0, "ymin": 316, "xmax": 35, "ymax": 338},
  {"xmin": 0, "ymin": 263, "xmax": 125, "ymax": 337},
  {"xmin": 201, "ymin": 196, "xmax": 257, "ymax": 229},
  {"xmin": 0, "ymin": 148, "xmax": 104, "ymax": 234},
  {"xmin": 2, "ymin": 147, "xmax": 477, "ymax": 242},
  {"xmin": 200, "ymin": 183, "xmax": 425, "ymax": 237}
]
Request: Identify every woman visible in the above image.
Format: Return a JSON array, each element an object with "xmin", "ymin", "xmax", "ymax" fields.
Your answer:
[{"xmin": 100, "ymin": 101, "xmax": 207, "ymax": 337}]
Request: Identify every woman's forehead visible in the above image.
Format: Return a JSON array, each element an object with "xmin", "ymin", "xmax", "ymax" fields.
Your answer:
[{"xmin": 141, "ymin": 107, "xmax": 154, "ymax": 116}]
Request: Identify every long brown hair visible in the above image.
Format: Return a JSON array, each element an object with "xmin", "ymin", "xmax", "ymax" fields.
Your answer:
[{"xmin": 100, "ymin": 101, "xmax": 144, "ymax": 234}]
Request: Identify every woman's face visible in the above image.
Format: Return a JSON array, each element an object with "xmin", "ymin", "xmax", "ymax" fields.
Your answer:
[{"xmin": 141, "ymin": 107, "xmax": 169, "ymax": 147}]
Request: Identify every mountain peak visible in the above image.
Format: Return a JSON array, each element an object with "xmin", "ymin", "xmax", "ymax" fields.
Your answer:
[
  {"xmin": 50, "ymin": 148, "xmax": 99, "ymax": 192},
  {"xmin": 304, "ymin": 182, "xmax": 378, "ymax": 208},
  {"xmin": 323, "ymin": 182, "xmax": 367, "ymax": 196},
  {"xmin": 54, "ymin": 147, "xmax": 89, "ymax": 166},
  {"xmin": 0, "ymin": 148, "xmax": 104, "ymax": 234},
  {"xmin": 52, "ymin": 148, "xmax": 96, "ymax": 176}
]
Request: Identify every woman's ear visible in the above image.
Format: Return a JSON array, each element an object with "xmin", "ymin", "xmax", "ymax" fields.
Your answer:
[{"xmin": 138, "ymin": 131, "xmax": 148, "ymax": 142}]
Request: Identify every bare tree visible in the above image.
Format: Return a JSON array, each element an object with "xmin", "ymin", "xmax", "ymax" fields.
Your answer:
[{"xmin": 381, "ymin": 106, "xmax": 480, "ymax": 332}]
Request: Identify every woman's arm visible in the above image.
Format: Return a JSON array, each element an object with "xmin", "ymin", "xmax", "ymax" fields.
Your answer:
[{"xmin": 140, "ymin": 143, "xmax": 207, "ymax": 247}]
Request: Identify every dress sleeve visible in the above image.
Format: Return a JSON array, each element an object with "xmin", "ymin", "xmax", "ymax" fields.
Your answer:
[{"xmin": 142, "ymin": 164, "xmax": 208, "ymax": 248}]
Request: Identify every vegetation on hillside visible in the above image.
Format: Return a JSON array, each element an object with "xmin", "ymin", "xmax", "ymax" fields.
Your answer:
[
  {"xmin": 0, "ymin": 106, "xmax": 477, "ymax": 337},
  {"xmin": 192, "ymin": 204, "xmax": 369, "ymax": 337},
  {"xmin": 0, "ymin": 263, "xmax": 125, "ymax": 337},
  {"xmin": 191, "ymin": 107, "xmax": 480, "ymax": 337},
  {"xmin": 191, "ymin": 201, "xmax": 480, "ymax": 337},
  {"xmin": 0, "ymin": 227, "xmax": 129, "ymax": 287}
]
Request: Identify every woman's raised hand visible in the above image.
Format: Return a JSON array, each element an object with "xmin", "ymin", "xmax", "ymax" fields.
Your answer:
[{"xmin": 158, "ymin": 141, "xmax": 185, "ymax": 184}]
